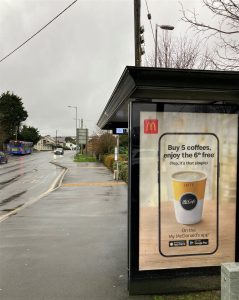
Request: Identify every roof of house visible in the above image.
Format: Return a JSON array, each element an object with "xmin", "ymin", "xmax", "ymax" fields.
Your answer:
[
  {"xmin": 56, "ymin": 137, "xmax": 66, "ymax": 143},
  {"xmin": 39, "ymin": 135, "xmax": 56, "ymax": 145}
]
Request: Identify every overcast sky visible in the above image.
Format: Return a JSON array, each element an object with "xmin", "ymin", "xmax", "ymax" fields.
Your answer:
[{"xmin": 0, "ymin": 0, "xmax": 207, "ymax": 137}]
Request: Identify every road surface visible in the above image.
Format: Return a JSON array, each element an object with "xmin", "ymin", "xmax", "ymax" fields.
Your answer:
[{"xmin": 0, "ymin": 151, "xmax": 65, "ymax": 218}]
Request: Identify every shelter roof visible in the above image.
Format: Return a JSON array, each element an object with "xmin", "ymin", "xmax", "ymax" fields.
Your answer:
[{"xmin": 97, "ymin": 66, "xmax": 239, "ymax": 129}]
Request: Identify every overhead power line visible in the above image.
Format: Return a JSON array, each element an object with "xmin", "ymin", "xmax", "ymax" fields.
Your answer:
[
  {"xmin": 144, "ymin": 0, "xmax": 155, "ymax": 44},
  {"xmin": 0, "ymin": 0, "xmax": 78, "ymax": 64}
]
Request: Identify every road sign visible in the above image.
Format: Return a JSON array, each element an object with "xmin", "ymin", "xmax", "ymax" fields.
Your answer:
[{"xmin": 77, "ymin": 128, "xmax": 88, "ymax": 145}]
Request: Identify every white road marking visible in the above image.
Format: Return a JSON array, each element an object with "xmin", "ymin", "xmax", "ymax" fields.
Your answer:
[{"xmin": 0, "ymin": 167, "xmax": 68, "ymax": 223}]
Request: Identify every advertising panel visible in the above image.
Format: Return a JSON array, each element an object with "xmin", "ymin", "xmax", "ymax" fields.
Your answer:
[{"xmin": 138, "ymin": 105, "xmax": 238, "ymax": 271}]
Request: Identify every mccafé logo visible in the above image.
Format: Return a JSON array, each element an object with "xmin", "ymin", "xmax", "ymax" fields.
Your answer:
[
  {"xmin": 180, "ymin": 193, "xmax": 198, "ymax": 210},
  {"xmin": 144, "ymin": 119, "xmax": 158, "ymax": 134}
]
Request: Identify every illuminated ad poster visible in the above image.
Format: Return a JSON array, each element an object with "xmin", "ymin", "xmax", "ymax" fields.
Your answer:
[{"xmin": 139, "ymin": 106, "xmax": 238, "ymax": 271}]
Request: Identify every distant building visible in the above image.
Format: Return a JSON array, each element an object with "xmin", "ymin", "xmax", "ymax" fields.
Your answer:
[
  {"xmin": 34, "ymin": 135, "xmax": 77, "ymax": 151},
  {"xmin": 56, "ymin": 137, "xmax": 76, "ymax": 150},
  {"xmin": 34, "ymin": 135, "xmax": 56, "ymax": 151},
  {"xmin": 55, "ymin": 136, "xmax": 65, "ymax": 148},
  {"xmin": 65, "ymin": 142, "xmax": 76, "ymax": 150}
]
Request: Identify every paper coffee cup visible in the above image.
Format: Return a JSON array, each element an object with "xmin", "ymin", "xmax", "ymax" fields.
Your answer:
[{"xmin": 171, "ymin": 171, "xmax": 207, "ymax": 225}]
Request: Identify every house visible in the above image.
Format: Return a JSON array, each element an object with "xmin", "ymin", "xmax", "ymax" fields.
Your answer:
[
  {"xmin": 55, "ymin": 136, "xmax": 65, "ymax": 148},
  {"xmin": 56, "ymin": 137, "xmax": 76, "ymax": 150},
  {"xmin": 34, "ymin": 135, "xmax": 76, "ymax": 151},
  {"xmin": 65, "ymin": 142, "xmax": 76, "ymax": 150},
  {"xmin": 34, "ymin": 135, "xmax": 56, "ymax": 151}
]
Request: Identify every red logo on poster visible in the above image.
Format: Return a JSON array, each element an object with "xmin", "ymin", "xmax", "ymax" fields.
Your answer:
[{"xmin": 144, "ymin": 119, "xmax": 158, "ymax": 134}]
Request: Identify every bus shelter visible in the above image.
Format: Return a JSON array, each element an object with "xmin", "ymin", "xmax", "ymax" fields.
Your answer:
[{"xmin": 97, "ymin": 67, "xmax": 239, "ymax": 294}]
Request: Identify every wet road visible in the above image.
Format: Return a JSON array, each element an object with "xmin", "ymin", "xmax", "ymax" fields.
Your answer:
[
  {"xmin": 0, "ymin": 151, "xmax": 64, "ymax": 217},
  {"xmin": 0, "ymin": 153, "xmax": 152, "ymax": 300}
]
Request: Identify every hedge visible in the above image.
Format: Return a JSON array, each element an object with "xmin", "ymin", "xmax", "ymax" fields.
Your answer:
[
  {"xmin": 102, "ymin": 154, "xmax": 115, "ymax": 171},
  {"xmin": 113, "ymin": 161, "xmax": 128, "ymax": 182},
  {"xmin": 102, "ymin": 154, "xmax": 128, "ymax": 182}
]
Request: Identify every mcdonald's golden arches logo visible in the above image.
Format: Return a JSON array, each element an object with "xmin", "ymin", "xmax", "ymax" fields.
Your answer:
[{"xmin": 144, "ymin": 119, "xmax": 158, "ymax": 134}]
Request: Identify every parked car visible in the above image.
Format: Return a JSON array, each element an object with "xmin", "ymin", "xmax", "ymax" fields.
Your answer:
[
  {"xmin": 54, "ymin": 148, "xmax": 64, "ymax": 155},
  {"xmin": 0, "ymin": 152, "xmax": 8, "ymax": 164}
]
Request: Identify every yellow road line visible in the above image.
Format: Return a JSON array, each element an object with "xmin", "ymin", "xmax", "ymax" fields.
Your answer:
[{"xmin": 62, "ymin": 181, "xmax": 126, "ymax": 187}]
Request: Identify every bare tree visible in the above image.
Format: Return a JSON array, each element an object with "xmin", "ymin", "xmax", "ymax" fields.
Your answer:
[
  {"xmin": 89, "ymin": 132, "xmax": 116, "ymax": 159},
  {"xmin": 181, "ymin": 0, "xmax": 239, "ymax": 70},
  {"xmin": 145, "ymin": 32, "xmax": 213, "ymax": 70}
]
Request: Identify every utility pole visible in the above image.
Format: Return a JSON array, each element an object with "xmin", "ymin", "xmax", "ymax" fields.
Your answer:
[
  {"xmin": 134, "ymin": 0, "xmax": 141, "ymax": 66},
  {"xmin": 55, "ymin": 130, "xmax": 58, "ymax": 147},
  {"xmin": 68, "ymin": 105, "xmax": 78, "ymax": 154},
  {"xmin": 76, "ymin": 107, "xmax": 78, "ymax": 153},
  {"xmin": 76, "ymin": 118, "xmax": 81, "ymax": 129},
  {"xmin": 85, "ymin": 127, "xmax": 88, "ymax": 156},
  {"xmin": 80, "ymin": 118, "xmax": 83, "ymax": 154}
]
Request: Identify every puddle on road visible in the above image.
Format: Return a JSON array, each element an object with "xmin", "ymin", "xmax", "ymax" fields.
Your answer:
[
  {"xmin": 0, "ymin": 174, "xmax": 22, "ymax": 187},
  {"xmin": 0, "ymin": 191, "xmax": 26, "ymax": 206},
  {"xmin": 2, "ymin": 203, "xmax": 24, "ymax": 212}
]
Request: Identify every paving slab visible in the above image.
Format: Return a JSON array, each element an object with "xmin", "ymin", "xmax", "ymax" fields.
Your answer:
[{"xmin": 0, "ymin": 152, "xmax": 152, "ymax": 300}]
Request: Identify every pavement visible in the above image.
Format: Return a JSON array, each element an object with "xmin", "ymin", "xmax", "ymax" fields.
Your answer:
[{"xmin": 0, "ymin": 152, "xmax": 152, "ymax": 300}]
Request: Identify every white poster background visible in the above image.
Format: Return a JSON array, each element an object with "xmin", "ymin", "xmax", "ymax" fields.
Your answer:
[{"xmin": 139, "ymin": 112, "xmax": 238, "ymax": 270}]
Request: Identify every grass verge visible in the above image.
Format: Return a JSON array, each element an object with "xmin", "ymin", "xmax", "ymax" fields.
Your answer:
[
  {"xmin": 74, "ymin": 154, "xmax": 97, "ymax": 162},
  {"xmin": 154, "ymin": 290, "xmax": 220, "ymax": 300}
]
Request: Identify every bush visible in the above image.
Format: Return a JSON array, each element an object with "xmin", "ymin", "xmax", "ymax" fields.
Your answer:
[
  {"xmin": 102, "ymin": 154, "xmax": 128, "ymax": 180},
  {"xmin": 95, "ymin": 133, "xmax": 116, "ymax": 158},
  {"xmin": 116, "ymin": 161, "xmax": 128, "ymax": 182},
  {"xmin": 119, "ymin": 146, "xmax": 128, "ymax": 155},
  {"xmin": 102, "ymin": 154, "xmax": 115, "ymax": 171}
]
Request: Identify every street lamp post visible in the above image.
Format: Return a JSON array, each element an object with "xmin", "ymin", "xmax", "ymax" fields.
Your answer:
[
  {"xmin": 68, "ymin": 105, "xmax": 78, "ymax": 154},
  {"xmin": 155, "ymin": 24, "xmax": 174, "ymax": 67}
]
